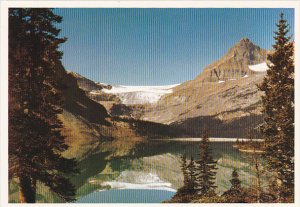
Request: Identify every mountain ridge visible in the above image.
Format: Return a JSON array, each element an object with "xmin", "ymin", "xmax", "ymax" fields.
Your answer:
[{"xmin": 69, "ymin": 38, "xmax": 268, "ymax": 138}]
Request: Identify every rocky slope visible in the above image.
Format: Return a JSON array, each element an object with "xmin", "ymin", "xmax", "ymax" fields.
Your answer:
[{"xmin": 67, "ymin": 71, "xmax": 121, "ymax": 103}]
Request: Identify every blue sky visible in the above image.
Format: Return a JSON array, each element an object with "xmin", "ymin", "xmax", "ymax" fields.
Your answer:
[{"xmin": 55, "ymin": 8, "xmax": 294, "ymax": 85}]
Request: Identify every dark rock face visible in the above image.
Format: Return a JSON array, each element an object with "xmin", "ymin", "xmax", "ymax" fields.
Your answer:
[
  {"xmin": 55, "ymin": 63, "xmax": 109, "ymax": 124},
  {"xmin": 68, "ymin": 71, "xmax": 121, "ymax": 104},
  {"xmin": 67, "ymin": 71, "xmax": 103, "ymax": 91}
]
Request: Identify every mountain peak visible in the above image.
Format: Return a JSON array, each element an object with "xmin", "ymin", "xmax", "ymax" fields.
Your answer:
[
  {"xmin": 230, "ymin": 38, "xmax": 264, "ymax": 61},
  {"xmin": 195, "ymin": 38, "xmax": 268, "ymax": 82},
  {"xmin": 239, "ymin": 37, "xmax": 250, "ymax": 43},
  {"xmin": 235, "ymin": 38, "xmax": 256, "ymax": 48}
]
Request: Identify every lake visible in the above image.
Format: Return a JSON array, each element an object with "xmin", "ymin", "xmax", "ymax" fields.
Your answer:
[
  {"xmin": 74, "ymin": 139, "xmax": 263, "ymax": 203},
  {"xmin": 77, "ymin": 189, "xmax": 175, "ymax": 203}
]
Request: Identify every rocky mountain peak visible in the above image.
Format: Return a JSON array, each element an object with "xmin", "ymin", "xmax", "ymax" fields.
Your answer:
[
  {"xmin": 239, "ymin": 37, "xmax": 251, "ymax": 44},
  {"xmin": 229, "ymin": 38, "xmax": 262, "ymax": 60},
  {"xmin": 236, "ymin": 38, "xmax": 259, "ymax": 50},
  {"xmin": 195, "ymin": 38, "xmax": 268, "ymax": 82}
]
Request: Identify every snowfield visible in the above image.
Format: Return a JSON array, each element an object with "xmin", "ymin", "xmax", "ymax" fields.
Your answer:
[
  {"xmin": 248, "ymin": 62, "xmax": 269, "ymax": 72},
  {"xmin": 101, "ymin": 84, "xmax": 179, "ymax": 104}
]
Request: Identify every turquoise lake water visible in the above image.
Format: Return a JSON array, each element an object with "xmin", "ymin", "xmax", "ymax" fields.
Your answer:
[
  {"xmin": 73, "ymin": 140, "xmax": 263, "ymax": 203},
  {"xmin": 77, "ymin": 189, "xmax": 175, "ymax": 203}
]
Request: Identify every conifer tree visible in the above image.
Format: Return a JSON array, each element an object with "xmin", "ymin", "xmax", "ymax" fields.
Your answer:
[
  {"xmin": 181, "ymin": 153, "xmax": 189, "ymax": 189},
  {"xmin": 230, "ymin": 169, "xmax": 242, "ymax": 190},
  {"xmin": 9, "ymin": 9, "xmax": 78, "ymax": 203},
  {"xmin": 195, "ymin": 132, "xmax": 218, "ymax": 196},
  {"xmin": 258, "ymin": 13, "xmax": 294, "ymax": 202},
  {"xmin": 187, "ymin": 156, "xmax": 197, "ymax": 194},
  {"xmin": 174, "ymin": 153, "xmax": 191, "ymax": 199},
  {"xmin": 223, "ymin": 169, "xmax": 245, "ymax": 202}
]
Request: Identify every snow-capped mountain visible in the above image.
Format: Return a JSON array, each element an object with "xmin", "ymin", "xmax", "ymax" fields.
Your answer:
[
  {"xmin": 69, "ymin": 38, "xmax": 270, "ymax": 138},
  {"xmin": 134, "ymin": 38, "xmax": 269, "ymax": 138}
]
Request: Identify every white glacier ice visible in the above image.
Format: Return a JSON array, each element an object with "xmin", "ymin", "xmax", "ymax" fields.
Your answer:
[{"xmin": 101, "ymin": 84, "xmax": 180, "ymax": 104}]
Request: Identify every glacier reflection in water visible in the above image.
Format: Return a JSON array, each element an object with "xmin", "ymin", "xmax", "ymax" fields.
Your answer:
[{"xmin": 76, "ymin": 140, "xmax": 262, "ymax": 203}]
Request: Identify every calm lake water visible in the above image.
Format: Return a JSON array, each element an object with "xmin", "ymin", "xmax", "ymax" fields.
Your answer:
[
  {"xmin": 72, "ymin": 139, "xmax": 264, "ymax": 203},
  {"xmin": 77, "ymin": 189, "xmax": 175, "ymax": 203}
]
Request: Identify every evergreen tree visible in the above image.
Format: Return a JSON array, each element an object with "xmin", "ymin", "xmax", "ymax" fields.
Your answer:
[
  {"xmin": 187, "ymin": 156, "xmax": 197, "ymax": 194},
  {"xmin": 230, "ymin": 169, "xmax": 242, "ymax": 190},
  {"xmin": 223, "ymin": 169, "xmax": 245, "ymax": 203},
  {"xmin": 253, "ymin": 153, "xmax": 263, "ymax": 202},
  {"xmin": 176, "ymin": 155, "xmax": 197, "ymax": 198},
  {"xmin": 181, "ymin": 153, "xmax": 189, "ymax": 188},
  {"xmin": 195, "ymin": 132, "xmax": 218, "ymax": 196},
  {"xmin": 173, "ymin": 153, "xmax": 191, "ymax": 200},
  {"xmin": 258, "ymin": 13, "xmax": 294, "ymax": 202},
  {"xmin": 9, "ymin": 9, "xmax": 78, "ymax": 203}
]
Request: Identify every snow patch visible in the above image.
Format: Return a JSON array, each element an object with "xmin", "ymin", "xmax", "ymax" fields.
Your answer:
[
  {"xmin": 218, "ymin": 80, "xmax": 225, "ymax": 83},
  {"xmin": 89, "ymin": 91, "xmax": 101, "ymax": 95},
  {"xmin": 173, "ymin": 96, "xmax": 186, "ymax": 103},
  {"xmin": 248, "ymin": 62, "xmax": 269, "ymax": 72},
  {"xmin": 102, "ymin": 84, "xmax": 180, "ymax": 105}
]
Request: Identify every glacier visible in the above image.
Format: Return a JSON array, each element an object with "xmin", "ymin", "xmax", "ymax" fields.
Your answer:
[{"xmin": 101, "ymin": 84, "xmax": 179, "ymax": 105}]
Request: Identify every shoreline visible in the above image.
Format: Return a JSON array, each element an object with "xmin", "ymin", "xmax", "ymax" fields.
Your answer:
[
  {"xmin": 153, "ymin": 138, "xmax": 264, "ymax": 142},
  {"xmin": 100, "ymin": 181, "xmax": 177, "ymax": 193},
  {"xmin": 238, "ymin": 149, "xmax": 264, "ymax": 153}
]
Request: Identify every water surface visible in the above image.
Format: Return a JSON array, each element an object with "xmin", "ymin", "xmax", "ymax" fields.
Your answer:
[{"xmin": 75, "ymin": 139, "xmax": 262, "ymax": 203}]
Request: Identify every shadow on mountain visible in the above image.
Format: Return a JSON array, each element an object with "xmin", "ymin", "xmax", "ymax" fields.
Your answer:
[
  {"xmin": 55, "ymin": 61, "xmax": 110, "ymax": 125},
  {"xmin": 173, "ymin": 114, "xmax": 263, "ymax": 138},
  {"xmin": 113, "ymin": 116, "xmax": 187, "ymax": 139}
]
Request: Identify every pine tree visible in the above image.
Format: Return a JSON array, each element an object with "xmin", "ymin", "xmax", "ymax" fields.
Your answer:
[
  {"xmin": 9, "ymin": 9, "xmax": 78, "ymax": 203},
  {"xmin": 195, "ymin": 132, "xmax": 218, "ymax": 196},
  {"xmin": 187, "ymin": 156, "xmax": 197, "ymax": 194},
  {"xmin": 181, "ymin": 153, "xmax": 189, "ymax": 189},
  {"xmin": 223, "ymin": 169, "xmax": 245, "ymax": 202},
  {"xmin": 258, "ymin": 13, "xmax": 294, "ymax": 202},
  {"xmin": 176, "ymin": 155, "xmax": 197, "ymax": 198},
  {"xmin": 253, "ymin": 154, "xmax": 263, "ymax": 202},
  {"xmin": 230, "ymin": 169, "xmax": 242, "ymax": 190}
]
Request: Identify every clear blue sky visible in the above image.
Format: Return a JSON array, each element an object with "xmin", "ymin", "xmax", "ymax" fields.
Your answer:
[{"xmin": 54, "ymin": 8, "xmax": 294, "ymax": 85}]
